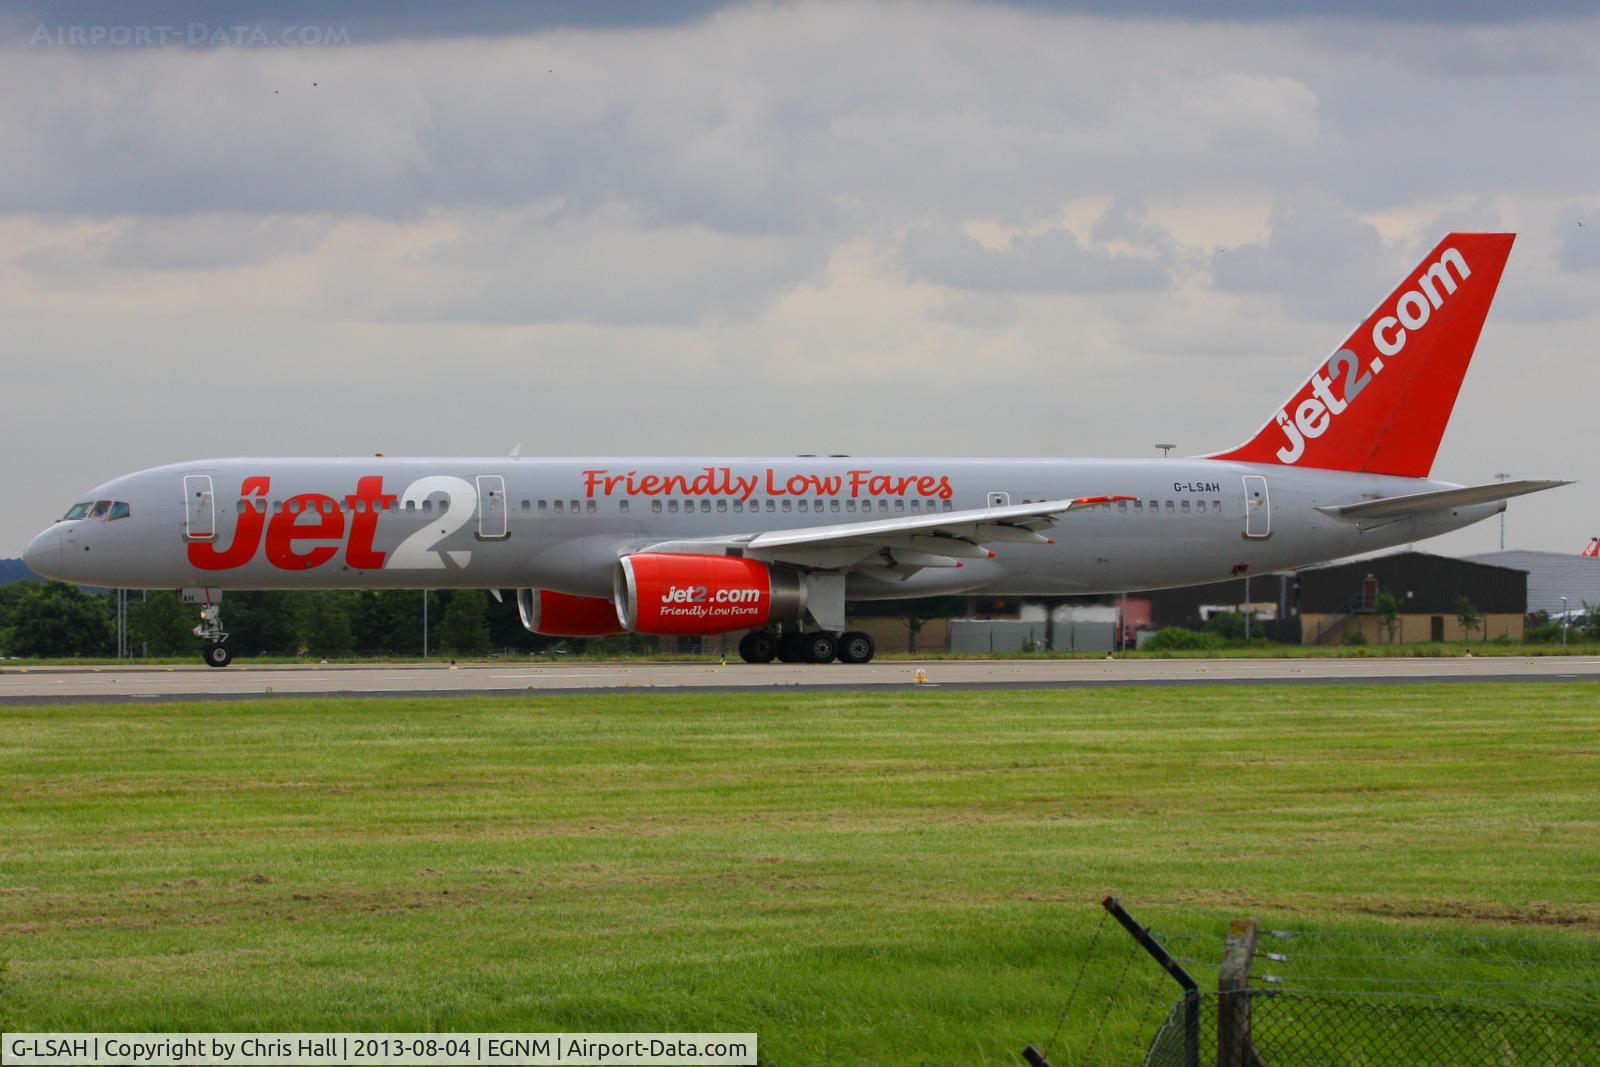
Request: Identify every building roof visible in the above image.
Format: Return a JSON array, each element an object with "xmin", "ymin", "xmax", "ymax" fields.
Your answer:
[{"xmin": 1462, "ymin": 550, "xmax": 1600, "ymax": 615}]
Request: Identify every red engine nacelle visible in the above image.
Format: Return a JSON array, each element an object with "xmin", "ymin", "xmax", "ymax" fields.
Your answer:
[
  {"xmin": 516, "ymin": 588, "xmax": 626, "ymax": 637},
  {"xmin": 614, "ymin": 553, "xmax": 807, "ymax": 636}
]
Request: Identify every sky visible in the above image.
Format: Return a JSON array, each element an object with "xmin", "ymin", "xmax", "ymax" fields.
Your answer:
[{"xmin": 1, "ymin": 0, "xmax": 1596, "ymax": 558}]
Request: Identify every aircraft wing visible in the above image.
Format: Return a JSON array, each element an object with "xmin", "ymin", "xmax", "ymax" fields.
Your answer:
[
  {"xmin": 1316, "ymin": 479, "xmax": 1569, "ymax": 521},
  {"xmin": 634, "ymin": 495, "xmax": 1136, "ymax": 578}
]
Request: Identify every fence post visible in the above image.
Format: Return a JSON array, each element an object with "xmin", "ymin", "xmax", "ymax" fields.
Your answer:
[
  {"xmin": 1102, "ymin": 897, "xmax": 1201, "ymax": 1067},
  {"xmin": 1218, "ymin": 917, "xmax": 1265, "ymax": 1067}
]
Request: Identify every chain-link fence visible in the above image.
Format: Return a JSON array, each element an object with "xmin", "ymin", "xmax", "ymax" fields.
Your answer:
[{"xmin": 1142, "ymin": 990, "xmax": 1600, "ymax": 1066}]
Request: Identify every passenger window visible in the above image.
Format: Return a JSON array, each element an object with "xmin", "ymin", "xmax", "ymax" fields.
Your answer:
[
  {"xmin": 847, "ymin": 499, "xmax": 857, "ymax": 512},
  {"xmin": 831, "ymin": 500, "xmax": 840, "ymax": 512},
  {"xmin": 620, "ymin": 500, "xmax": 630, "ymax": 513},
  {"xmin": 554, "ymin": 500, "xmax": 564, "ymax": 513},
  {"xmin": 1117, "ymin": 500, "xmax": 1128, "ymax": 511},
  {"xmin": 538, "ymin": 500, "xmax": 547, "ymax": 511},
  {"xmin": 765, "ymin": 500, "xmax": 775, "ymax": 512},
  {"xmin": 109, "ymin": 501, "xmax": 131, "ymax": 521},
  {"xmin": 570, "ymin": 500, "xmax": 579, "ymax": 512},
  {"xmin": 733, "ymin": 500, "xmax": 743, "ymax": 512},
  {"xmin": 1165, "ymin": 500, "xmax": 1174, "ymax": 512},
  {"xmin": 651, "ymin": 500, "xmax": 662, "ymax": 513},
  {"xmin": 236, "ymin": 500, "xmax": 249, "ymax": 514},
  {"xmin": 586, "ymin": 500, "xmax": 596, "ymax": 513},
  {"xmin": 1197, "ymin": 500, "xmax": 1206, "ymax": 513},
  {"xmin": 717, "ymin": 500, "xmax": 728, "ymax": 512},
  {"xmin": 1213, "ymin": 499, "xmax": 1222, "ymax": 512},
  {"xmin": 520, "ymin": 500, "xmax": 531, "ymax": 510},
  {"xmin": 669, "ymin": 500, "xmax": 679, "ymax": 513},
  {"xmin": 782, "ymin": 500, "xmax": 792, "ymax": 512},
  {"xmin": 798, "ymin": 500, "xmax": 809, "ymax": 512},
  {"xmin": 895, "ymin": 500, "xmax": 905, "ymax": 511},
  {"xmin": 700, "ymin": 500, "xmax": 710, "ymax": 513},
  {"xmin": 422, "ymin": 500, "xmax": 433, "ymax": 514},
  {"xmin": 1181, "ymin": 500, "xmax": 1190, "ymax": 512},
  {"xmin": 1147, "ymin": 500, "xmax": 1157, "ymax": 512},
  {"xmin": 910, "ymin": 500, "xmax": 921, "ymax": 511}
]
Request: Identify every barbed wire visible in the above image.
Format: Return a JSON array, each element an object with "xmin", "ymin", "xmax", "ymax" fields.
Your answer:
[{"xmin": 1042, "ymin": 906, "xmax": 1108, "ymax": 1060}]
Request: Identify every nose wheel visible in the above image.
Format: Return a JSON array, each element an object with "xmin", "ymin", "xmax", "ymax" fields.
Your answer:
[{"xmin": 193, "ymin": 603, "xmax": 232, "ymax": 668}]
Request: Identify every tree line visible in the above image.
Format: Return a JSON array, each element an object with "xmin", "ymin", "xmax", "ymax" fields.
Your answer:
[{"xmin": 0, "ymin": 581, "xmax": 636, "ymax": 658}]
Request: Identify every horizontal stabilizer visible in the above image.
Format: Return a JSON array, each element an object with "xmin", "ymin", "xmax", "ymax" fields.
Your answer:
[{"xmin": 1317, "ymin": 479, "xmax": 1569, "ymax": 521}]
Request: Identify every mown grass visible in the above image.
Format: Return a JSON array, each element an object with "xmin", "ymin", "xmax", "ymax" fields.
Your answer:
[{"xmin": 1, "ymin": 686, "xmax": 1598, "ymax": 1064}]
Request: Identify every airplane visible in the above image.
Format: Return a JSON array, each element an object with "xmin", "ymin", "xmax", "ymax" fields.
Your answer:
[{"xmin": 22, "ymin": 232, "xmax": 1568, "ymax": 667}]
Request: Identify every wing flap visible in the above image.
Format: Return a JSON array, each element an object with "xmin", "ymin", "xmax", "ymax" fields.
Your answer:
[
  {"xmin": 632, "ymin": 495, "xmax": 1135, "ymax": 572},
  {"xmin": 1317, "ymin": 479, "xmax": 1568, "ymax": 521}
]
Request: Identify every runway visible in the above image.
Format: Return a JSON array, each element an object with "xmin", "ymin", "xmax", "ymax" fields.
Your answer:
[{"xmin": 1, "ymin": 655, "xmax": 1597, "ymax": 703}]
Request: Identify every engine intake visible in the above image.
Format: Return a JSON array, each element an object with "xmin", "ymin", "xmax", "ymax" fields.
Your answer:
[
  {"xmin": 614, "ymin": 553, "xmax": 806, "ymax": 635},
  {"xmin": 517, "ymin": 588, "xmax": 626, "ymax": 637}
]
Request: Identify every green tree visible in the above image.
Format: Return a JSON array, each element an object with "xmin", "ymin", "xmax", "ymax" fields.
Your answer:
[
  {"xmin": 437, "ymin": 590, "xmax": 491, "ymax": 655},
  {"xmin": 351, "ymin": 589, "xmax": 424, "ymax": 655},
  {"xmin": 298, "ymin": 592, "xmax": 355, "ymax": 657},
  {"xmin": 225, "ymin": 591, "xmax": 303, "ymax": 655},
  {"xmin": 128, "ymin": 591, "xmax": 203, "ymax": 657},
  {"xmin": 1453, "ymin": 596, "xmax": 1482, "ymax": 642},
  {"xmin": 6, "ymin": 581, "xmax": 115, "ymax": 657},
  {"xmin": 1374, "ymin": 591, "xmax": 1402, "ymax": 644}
]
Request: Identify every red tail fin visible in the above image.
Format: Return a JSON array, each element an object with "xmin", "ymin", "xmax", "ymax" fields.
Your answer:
[
  {"xmin": 1583, "ymin": 538, "xmax": 1599, "ymax": 558},
  {"xmin": 1211, "ymin": 233, "xmax": 1514, "ymax": 478}
]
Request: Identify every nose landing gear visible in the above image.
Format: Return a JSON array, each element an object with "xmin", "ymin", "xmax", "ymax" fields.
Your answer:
[{"xmin": 193, "ymin": 604, "xmax": 232, "ymax": 668}]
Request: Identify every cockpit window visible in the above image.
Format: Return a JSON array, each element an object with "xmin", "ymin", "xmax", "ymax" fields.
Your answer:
[
  {"xmin": 109, "ymin": 501, "xmax": 131, "ymax": 521},
  {"xmin": 62, "ymin": 502, "xmax": 92, "ymax": 520},
  {"xmin": 90, "ymin": 500, "xmax": 112, "ymax": 520}
]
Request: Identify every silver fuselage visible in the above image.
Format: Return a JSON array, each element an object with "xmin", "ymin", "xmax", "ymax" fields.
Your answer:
[{"xmin": 23, "ymin": 456, "xmax": 1497, "ymax": 600}]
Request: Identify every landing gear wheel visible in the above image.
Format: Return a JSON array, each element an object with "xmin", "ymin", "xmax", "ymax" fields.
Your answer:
[
  {"xmin": 203, "ymin": 643, "xmax": 233, "ymax": 669},
  {"xmin": 777, "ymin": 632, "xmax": 807, "ymax": 663},
  {"xmin": 837, "ymin": 631, "xmax": 876, "ymax": 665},
  {"xmin": 802, "ymin": 631, "xmax": 838, "ymax": 664},
  {"xmin": 739, "ymin": 631, "xmax": 778, "ymax": 664}
]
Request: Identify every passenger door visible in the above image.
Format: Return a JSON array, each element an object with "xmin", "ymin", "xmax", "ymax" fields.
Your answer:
[
  {"xmin": 182, "ymin": 474, "xmax": 215, "ymax": 541},
  {"xmin": 1242, "ymin": 475, "xmax": 1270, "ymax": 539},
  {"xmin": 476, "ymin": 474, "xmax": 509, "ymax": 540}
]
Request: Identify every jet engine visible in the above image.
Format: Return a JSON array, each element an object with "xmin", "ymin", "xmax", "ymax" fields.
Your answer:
[
  {"xmin": 614, "ymin": 553, "xmax": 806, "ymax": 635},
  {"xmin": 516, "ymin": 588, "xmax": 626, "ymax": 637}
]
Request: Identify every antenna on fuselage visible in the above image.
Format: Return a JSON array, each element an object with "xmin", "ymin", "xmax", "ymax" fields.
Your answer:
[{"xmin": 1155, "ymin": 443, "xmax": 1176, "ymax": 458}]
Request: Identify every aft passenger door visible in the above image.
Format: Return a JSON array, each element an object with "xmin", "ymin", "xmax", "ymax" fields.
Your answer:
[
  {"xmin": 1242, "ymin": 475, "xmax": 1270, "ymax": 539},
  {"xmin": 476, "ymin": 474, "xmax": 509, "ymax": 540},
  {"xmin": 182, "ymin": 474, "xmax": 215, "ymax": 541}
]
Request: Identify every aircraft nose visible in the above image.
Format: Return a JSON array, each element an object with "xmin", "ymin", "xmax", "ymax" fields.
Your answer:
[{"xmin": 23, "ymin": 527, "xmax": 63, "ymax": 580}]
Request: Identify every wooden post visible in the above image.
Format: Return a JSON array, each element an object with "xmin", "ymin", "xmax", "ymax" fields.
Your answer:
[{"xmin": 1218, "ymin": 917, "xmax": 1267, "ymax": 1067}]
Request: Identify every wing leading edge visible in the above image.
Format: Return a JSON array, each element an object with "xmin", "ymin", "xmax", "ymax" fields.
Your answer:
[{"xmin": 1316, "ymin": 479, "xmax": 1569, "ymax": 521}]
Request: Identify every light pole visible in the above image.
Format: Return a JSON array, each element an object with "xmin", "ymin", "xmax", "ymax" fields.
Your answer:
[
  {"xmin": 422, "ymin": 589, "xmax": 430, "ymax": 658},
  {"xmin": 1494, "ymin": 472, "xmax": 1511, "ymax": 550},
  {"xmin": 1561, "ymin": 595, "xmax": 1569, "ymax": 648}
]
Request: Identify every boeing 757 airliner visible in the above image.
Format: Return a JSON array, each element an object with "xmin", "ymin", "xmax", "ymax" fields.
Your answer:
[{"xmin": 23, "ymin": 233, "xmax": 1566, "ymax": 666}]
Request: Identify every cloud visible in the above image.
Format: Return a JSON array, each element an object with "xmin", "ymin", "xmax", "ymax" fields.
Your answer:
[
  {"xmin": 1210, "ymin": 190, "xmax": 1391, "ymax": 318},
  {"xmin": 900, "ymin": 223, "xmax": 1169, "ymax": 293}
]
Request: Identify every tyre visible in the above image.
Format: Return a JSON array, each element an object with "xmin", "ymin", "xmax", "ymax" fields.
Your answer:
[
  {"xmin": 803, "ymin": 631, "xmax": 838, "ymax": 664},
  {"xmin": 739, "ymin": 631, "xmax": 778, "ymax": 664},
  {"xmin": 836, "ymin": 631, "xmax": 876, "ymax": 664},
  {"xmin": 203, "ymin": 643, "xmax": 233, "ymax": 668},
  {"xmin": 777, "ymin": 632, "xmax": 807, "ymax": 663}
]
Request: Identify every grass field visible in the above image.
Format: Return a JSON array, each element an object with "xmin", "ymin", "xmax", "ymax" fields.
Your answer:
[{"xmin": 2, "ymin": 685, "xmax": 1598, "ymax": 1063}]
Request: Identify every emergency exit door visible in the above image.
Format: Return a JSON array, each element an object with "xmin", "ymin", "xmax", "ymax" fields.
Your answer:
[
  {"xmin": 476, "ymin": 475, "xmax": 509, "ymax": 540},
  {"xmin": 1242, "ymin": 475, "xmax": 1270, "ymax": 539}
]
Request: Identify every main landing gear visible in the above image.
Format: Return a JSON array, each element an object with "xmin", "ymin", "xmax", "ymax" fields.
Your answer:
[
  {"xmin": 193, "ymin": 603, "xmax": 232, "ymax": 668},
  {"xmin": 738, "ymin": 629, "xmax": 876, "ymax": 664}
]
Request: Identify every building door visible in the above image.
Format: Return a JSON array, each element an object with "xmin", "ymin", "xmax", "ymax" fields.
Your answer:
[
  {"xmin": 1242, "ymin": 475, "xmax": 1270, "ymax": 538},
  {"xmin": 476, "ymin": 475, "xmax": 509, "ymax": 540},
  {"xmin": 1431, "ymin": 616, "xmax": 1445, "ymax": 642},
  {"xmin": 182, "ymin": 474, "xmax": 215, "ymax": 542}
]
